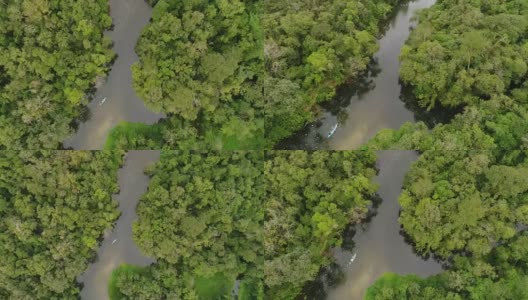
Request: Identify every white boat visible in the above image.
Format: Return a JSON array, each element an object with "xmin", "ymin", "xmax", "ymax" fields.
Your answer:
[
  {"xmin": 99, "ymin": 97, "xmax": 107, "ymax": 106},
  {"xmin": 348, "ymin": 252, "xmax": 357, "ymax": 265},
  {"xmin": 328, "ymin": 124, "xmax": 338, "ymax": 138}
]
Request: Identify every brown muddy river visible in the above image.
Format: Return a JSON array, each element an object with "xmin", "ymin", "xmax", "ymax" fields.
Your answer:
[{"xmin": 63, "ymin": 0, "xmax": 164, "ymax": 150}]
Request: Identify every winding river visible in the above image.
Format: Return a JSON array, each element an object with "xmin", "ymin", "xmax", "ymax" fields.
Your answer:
[
  {"xmin": 292, "ymin": 1, "xmax": 444, "ymax": 299},
  {"xmin": 325, "ymin": 151, "xmax": 442, "ymax": 300},
  {"xmin": 75, "ymin": 1, "xmax": 443, "ymax": 299},
  {"xmin": 77, "ymin": 151, "xmax": 159, "ymax": 300},
  {"xmin": 277, "ymin": 0, "xmax": 436, "ymax": 150},
  {"xmin": 63, "ymin": 0, "xmax": 164, "ymax": 150}
]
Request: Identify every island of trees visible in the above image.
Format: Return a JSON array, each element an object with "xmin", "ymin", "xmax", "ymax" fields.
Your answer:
[
  {"xmin": 109, "ymin": 151, "xmax": 264, "ymax": 299},
  {"xmin": 105, "ymin": 0, "xmax": 264, "ymax": 150},
  {"xmin": 0, "ymin": 151, "xmax": 123, "ymax": 299}
]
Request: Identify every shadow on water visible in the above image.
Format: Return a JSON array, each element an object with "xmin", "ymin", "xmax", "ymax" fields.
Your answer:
[
  {"xmin": 275, "ymin": 59, "xmax": 382, "ymax": 151},
  {"xmin": 400, "ymin": 83, "xmax": 463, "ymax": 127},
  {"xmin": 297, "ymin": 262, "xmax": 345, "ymax": 300}
]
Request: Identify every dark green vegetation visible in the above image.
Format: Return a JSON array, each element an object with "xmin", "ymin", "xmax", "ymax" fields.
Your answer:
[
  {"xmin": 0, "ymin": 151, "xmax": 123, "ymax": 299},
  {"xmin": 366, "ymin": 95, "xmax": 528, "ymax": 152},
  {"xmin": 366, "ymin": 0, "xmax": 528, "ymax": 298},
  {"xmin": 400, "ymin": 150, "xmax": 528, "ymax": 258},
  {"xmin": 399, "ymin": 0, "xmax": 527, "ymax": 110},
  {"xmin": 108, "ymin": 264, "xmax": 146, "ymax": 300},
  {"xmin": 107, "ymin": 0, "xmax": 264, "ymax": 150},
  {"xmin": 264, "ymin": 0, "xmax": 402, "ymax": 146},
  {"xmin": 264, "ymin": 151, "xmax": 378, "ymax": 299},
  {"xmin": 0, "ymin": 0, "xmax": 115, "ymax": 149},
  {"xmin": 109, "ymin": 151, "xmax": 264, "ymax": 299}
]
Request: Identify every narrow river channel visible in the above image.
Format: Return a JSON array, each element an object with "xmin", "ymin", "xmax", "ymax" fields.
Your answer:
[
  {"xmin": 64, "ymin": 0, "xmax": 164, "ymax": 150},
  {"xmin": 78, "ymin": 151, "xmax": 159, "ymax": 300},
  {"xmin": 326, "ymin": 151, "xmax": 442, "ymax": 300},
  {"xmin": 277, "ymin": 0, "xmax": 436, "ymax": 150}
]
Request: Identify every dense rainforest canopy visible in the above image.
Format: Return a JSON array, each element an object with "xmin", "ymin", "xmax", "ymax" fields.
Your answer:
[
  {"xmin": 109, "ymin": 151, "xmax": 264, "ymax": 299},
  {"xmin": 0, "ymin": 151, "xmax": 123, "ymax": 299},
  {"xmin": 106, "ymin": 0, "xmax": 264, "ymax": 150},
  {"xmin": 0, "ymin": 0, "xmax": 115, "ymax": 149},
  {"xmin": 264, "ymin": 150, "xmax": 378, "ymax": 299},
  {"xmin": 399, "ymin": 0, "xmax": 528, "ymax": 110},
  {"xmin": 264, "ymin": 0, "xmax": 402, "ymax": 146},
  {"xmin": 398, "ymin": 149, "xmax": 528, "ymax": 258}
]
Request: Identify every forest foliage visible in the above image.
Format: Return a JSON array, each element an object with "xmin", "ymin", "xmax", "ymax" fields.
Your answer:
[
  {"xmin": 264, "ymin": 0, "xmax": 402, "ymax": 145},
  {"xmin": 0, "ymin": 151, "xmax": 123, "ymax": 299},
  {"xmin": 110, "ymin": 151, "xmax": 264, "ymax": 299},
  {"xmin": 107, "ymin": 0, "xmax": 264, "ymax": 150},
  {"xmin": 0, "ymin": 0, "xmax": 115, "ymax": 149},
  {"xmin": 264, "ymin": 150, "xmax": 378, "ymax": 299},
  {"xmin": 399, "ymin": 0, "xmax": 528, "ymax": 110}
]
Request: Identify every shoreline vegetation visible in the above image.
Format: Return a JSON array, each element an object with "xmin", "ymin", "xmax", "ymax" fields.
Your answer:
[
  {"xmin": 264, "ymin": 150, "xmax": 378, "ymax": 299},
  {"xmin": 0, "ymin": 151, "xmax": 124, "ymax": 299},
  {"xmin": 108, "ymin": 151, "xmax": 264, "ymax": 299}
]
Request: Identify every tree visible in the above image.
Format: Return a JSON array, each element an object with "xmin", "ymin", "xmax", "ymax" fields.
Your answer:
[
  {"xmin": 112, "ymin": 0, "xmax": 264, "ymax": 150},
  {"xmin": 111, "ymin": 151, "xmax": 264, "ymax": 299}
]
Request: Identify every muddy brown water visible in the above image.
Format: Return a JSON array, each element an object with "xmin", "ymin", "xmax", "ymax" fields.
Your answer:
[{"xmin": 63, "ymin": 0, "xmax": 164, "ymax": 150}]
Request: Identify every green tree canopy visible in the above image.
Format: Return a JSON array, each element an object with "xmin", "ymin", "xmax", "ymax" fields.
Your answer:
[
  {"xmin": 109, "ymin": 0, "xmax": 264, "ymax": 150},
  {"xmin": 0, "ymin": 151, "xmax": 123, "ymax": 299},
  {"xmin": 0, "ymin": 0, "xmax": 115, "ymax": 149},
  {"xmin": 399, "ymin": 0, "xmax": 528, "ymax": 110},
  {"xmin": 264, "ymin": 0, "xmax": 402, "ymax": 145}
]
